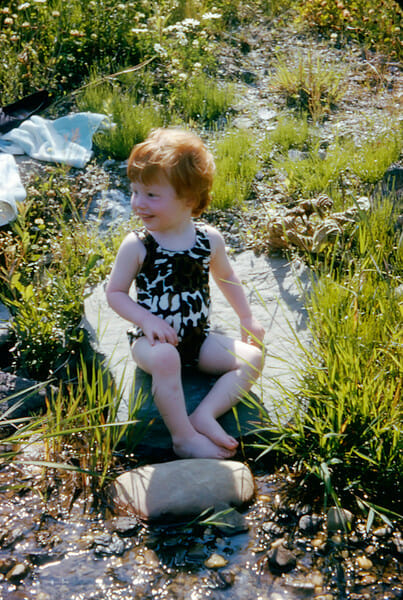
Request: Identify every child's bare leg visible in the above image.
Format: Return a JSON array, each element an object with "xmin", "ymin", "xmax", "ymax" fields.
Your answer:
[
  {"xmin": 131, "ymin": 337, "xmax": 236, "ymax": 459},
  {"xmin": 189, "ymin": 333, "xmax": 264, "ymax": 449}
]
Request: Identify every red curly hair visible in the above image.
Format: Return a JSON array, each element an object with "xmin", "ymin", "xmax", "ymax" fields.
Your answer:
[{"xmin": 127, "ymin": 128, "xmax": 215, "ymax": 217}]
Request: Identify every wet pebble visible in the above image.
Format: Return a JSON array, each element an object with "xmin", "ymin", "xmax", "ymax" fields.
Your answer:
[
  {"xmin": 6, "ymin": 562, "xmax": 31, "ymax": 582},
  {"xmin": 298, "ymin": 514, "xmax": 323, "ymax": 535},
  {"xmin": 110, "ymin": 516, "xmax": 141, "ymax": 537},
  {"xmin": 267, "ymin": 544, "xmax": 297, "ymax": 573},
  {"xmin": 356, "ymin": 555, "xmax": 374, "ymax": 570},
  {"xmin": 327, "ymin": 507, "xmax": 354, "ymax": 532},
  {"xmin": 262, "ymin": 521, "xmax": 284, "ymax": 536},
  {"xmin": 93, "ymin": 532, "xmax": 126, "ymax": 556},
  {"xmin": 204, "ymin": 553, "xmax": 228, "ymax": 569}
]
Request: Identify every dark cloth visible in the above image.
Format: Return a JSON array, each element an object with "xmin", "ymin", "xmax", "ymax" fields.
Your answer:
[{"xmin": 0, "ymin": 90, "xmax": 52, "ymax": 134}]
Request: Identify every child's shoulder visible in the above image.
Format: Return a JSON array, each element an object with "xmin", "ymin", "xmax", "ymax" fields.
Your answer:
[
  {"xmin": 118, "ymin": 230, "xmax": 147, "ymax": 257},
  {"xmin": 197, "ymin": 222, "xmax": 225, "ymax": 252}
]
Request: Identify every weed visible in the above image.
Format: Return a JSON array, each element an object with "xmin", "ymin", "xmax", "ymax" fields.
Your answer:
[
  {"xmin": 78, "ymin": 84, "xmax": 166, "ymax": 160},
  {"xmin": 171, "ymin": 72, "xmax": 235, "ymax": 126},
  {"xmin": 253, "ymin": 198, "xmax": 403, "ymax": 513},
  {"xmin": 271, "ymin": 52, "xmax": 346, "ymax": 121},
  {"xmin": 211, "ymin": 128, "xmax": 260, "ymax": 209}
]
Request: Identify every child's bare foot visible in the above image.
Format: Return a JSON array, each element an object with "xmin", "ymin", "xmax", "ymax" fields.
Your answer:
[
  {"xmin": 173, "ymin": 431, "xmax": 236, "ymax": 460},
  {"xmin": 189, "ymin": 411, "xmax": 239, "ymax": 451}
]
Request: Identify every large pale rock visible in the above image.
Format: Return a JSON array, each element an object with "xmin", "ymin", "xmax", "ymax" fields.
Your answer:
[{"xmin": 108, "ymin": 459, "xmax": 255, "ymax": 520}]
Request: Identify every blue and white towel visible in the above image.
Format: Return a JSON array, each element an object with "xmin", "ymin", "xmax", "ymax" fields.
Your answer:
[
  {"xmin": 0, "ymin": 112, "xmax": 108, "ymax": 225},
  {"xmin": 0, "ymin": 112, "xmax": 108, "ymax": 168}
]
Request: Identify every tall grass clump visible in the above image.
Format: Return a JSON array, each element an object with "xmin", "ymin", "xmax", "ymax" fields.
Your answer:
[
  {"xmin": 78, "ymin": 84, "xmax": 166, "ymax": 160},
  {"xmin": 254, "ymin": 199, "xmax": 402, "ymax": 514},
  {"xmin": 0, "ymin": 173, "xmax": 121, "ymax": 379},
  {"xmin": 273, "ymin": 140, "xmax": 350, "ymax": 197},
  {"xmin": 350, "ymin": 130, "xmax": 403, "ymax": 185},
  {"xmin": 260, "ymin": 113, "xmax": 319, "ymax": 162},
  {"xmin": 211, "ymin": 129, "xmax": 259, "ymax": 209},
  {"xmin": 271, "ymin": 53, "xmax": 346, "ymax": 121},
  {"xmin": 172, "ymin": 73, "xmax": 235, "ymax": 125},
  {"xmin": 3, "ymin": 358, "xmax": 144, "ymax": 504}
]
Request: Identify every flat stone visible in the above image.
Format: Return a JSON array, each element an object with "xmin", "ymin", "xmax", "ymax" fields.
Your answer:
[
  {"xmin": 83, "ymin": 252, "xmax": 310, "ymax": 454},
  {"xmin": 108, "ymin": 459, "xmax": 255, "ymax": 520}
]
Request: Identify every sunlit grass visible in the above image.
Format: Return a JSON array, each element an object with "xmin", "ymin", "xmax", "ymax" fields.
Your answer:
[
  {"xmin": 253, "ymin": 198, "xmax": 403, "ymax": 514},
  {"xmin": 211, "ymin": 128, "xmax": 259, "ymax": 209}
]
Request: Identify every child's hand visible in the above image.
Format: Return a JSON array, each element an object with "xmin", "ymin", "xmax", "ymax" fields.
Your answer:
[
  {"xmin": 240, "ymin": 316, "xmax": 265, "ymax": 347},
  {"xmin": 141, "ymin": 313, "xmax": 178, "ymax": 346}
]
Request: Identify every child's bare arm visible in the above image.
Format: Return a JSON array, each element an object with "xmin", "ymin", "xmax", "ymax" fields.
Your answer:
[
  {"xmin": 106, "ymin": 233, "xmax": 178, "ymax": 346},
  {"xmin": 207, "ymin": 226, "xmax": 265, "ymax": 345}
]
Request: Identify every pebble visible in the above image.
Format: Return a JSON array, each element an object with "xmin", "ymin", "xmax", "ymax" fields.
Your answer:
[
  {"xmin": 327, "ymin": 507, "xmax": 354, "ymax": 532},
  {"xmin": 298, "ymin": 514, "xmax": 322, "ymax": 535},
  {"xmin": 6, "ymin": 562, "xmax": 30, "ymax": 582},
  {"xmin": 267, "ymin": 544, "xmax": 297, "ymax": 573},
  {"xmin": 356, "ymin": 555, "xmax": 373, "ymax": 570},
  {"xmin": 204, "ymin": 553, "xmax": 228, "ymax": 569}
]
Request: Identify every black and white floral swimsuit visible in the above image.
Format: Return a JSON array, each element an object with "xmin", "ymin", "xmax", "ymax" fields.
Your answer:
[{"xmin": 127, "ymin": 223, "xmax": 211, "ymax": 367}]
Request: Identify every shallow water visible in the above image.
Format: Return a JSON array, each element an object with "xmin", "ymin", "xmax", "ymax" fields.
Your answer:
[{"xmin": 1, "ymin": 460, "xmax": 401, "ymax": 600}]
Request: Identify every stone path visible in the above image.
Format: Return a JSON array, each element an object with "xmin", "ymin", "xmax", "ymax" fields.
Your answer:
[{"xmin": 83, "ymin": 250, "xmax": 310, "ymax": 452}]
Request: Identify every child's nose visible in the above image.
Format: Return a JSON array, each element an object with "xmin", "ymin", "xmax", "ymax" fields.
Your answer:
[{"xmin": 131, "ymin": 192, "xmax": 143, "ymax": 210}]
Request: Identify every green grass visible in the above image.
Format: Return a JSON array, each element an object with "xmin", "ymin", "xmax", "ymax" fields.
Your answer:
[
  {"xmin": 271, "ymin": 52, "xmax": 346, "ymax": 121},
  {"xmin": 211, "ymin": 128, "xmax": 260, "ymax": 209},
  {"xmin": 253, "ymin": 198, "xmax": 403, "ymax": 515}
]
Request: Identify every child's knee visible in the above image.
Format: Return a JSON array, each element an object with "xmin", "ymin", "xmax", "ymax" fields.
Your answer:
[
  {"xmin": 248, "ymin": 344, "xmax": 265, "ymax": 375},
  {"xmin": 150, "ymin": 342, "xmax": 181, "ymax": 375}
]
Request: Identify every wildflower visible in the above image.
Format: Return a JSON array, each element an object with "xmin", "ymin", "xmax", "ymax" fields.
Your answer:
[
  {"xmin": 3, "ymin": 17, "xmax": 14, "ymax": 25},
  {"xmin": 131, "ymin": 27, "xmax": 147, "ymax": 34},
  {"xmin": 18, "ymin": 3, "xmax": 30, "ymax": 9},
  {"xmin": 33, "ymin": 0, "xmax": 47, "ymax": 3},
  {"xmin": 1, "ymin": 7, "xmax": 11, "ymax": 13},
  {"xmin": 192, "ymin": 39, "xmax": 200, "ymax": 48},
  {"xmin": 181, "ymin": 18, "xmax": 200, "ymax": 29},
  {"xmin": 202, "ymin": 11, "xmax": 221, "ymax": 20},
  {"xmin": 21, "ymin": 21, "xmax": 30, "ymax": 27},
  {"xmin": 70, "ymin": 29, "xmax": 85, "ymax": 37},
  {"xmin": 178, "ymin": 72, "xmax": 187, "ymax": 81},
  {"xmin": 51, "ymin": 10, "xmax": 60, "ymax": 17},
  {"xmin": 153, "ymin": 43, "xmax": 167, "ymax": 57}
]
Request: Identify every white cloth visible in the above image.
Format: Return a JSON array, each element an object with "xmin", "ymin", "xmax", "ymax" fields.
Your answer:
[
  {"xmin": 0, "ymin": 112, "xmax": 108, "ymax": 168},
  {"xmin": 0, "ymin": 153, "xmax": 26, "ymax": 226}
]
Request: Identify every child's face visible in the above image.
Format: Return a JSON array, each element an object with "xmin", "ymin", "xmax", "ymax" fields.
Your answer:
[{"xmin": 130, "ymin": 173, "xmax": 192, "ymax": 232}]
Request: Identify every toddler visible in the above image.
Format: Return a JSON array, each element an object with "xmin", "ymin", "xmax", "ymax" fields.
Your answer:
[{"xmin": 106, "ymin": 128, "xmax": 265, "ymax": 459}]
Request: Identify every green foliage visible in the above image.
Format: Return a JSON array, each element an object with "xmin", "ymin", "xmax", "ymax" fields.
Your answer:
[
  {"xmin": 273, "ymin": 141, "xmax": 350, "ymax": 196},
  {"xmin": 351, "ymin": 131, "xmax": 403, "ymax": 184},
  {"xmin": 78, "ymin": 83, "xmax": 166, "ymax": 160},
  {"xmin": 0, "ymin": 172, "xmax": 119, "ymax": 378},
  {"xmin": 260, "ymin": 114, "xmax": 317, "ymax": 161},
  {"xmin": 171, "ymin": 73, "xmax": 235, "ymax": 126},
  {"xmin": 298, "ymin": 0, "xmax": 402, "ymax": 60},
  {"xmin": 271, "ymin": 53, "xmax": 346, "ymax": 121},
  {"xmin": 211, "ymin": 129, "xmax": 260, "ymax": 209},
  {"xmin": 254, "ymin": 199, "xmax": 403, "ymax": 511},
  {"xmin": 0, "ymin": 0, "xmax": 149, "ymax": 100}
]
